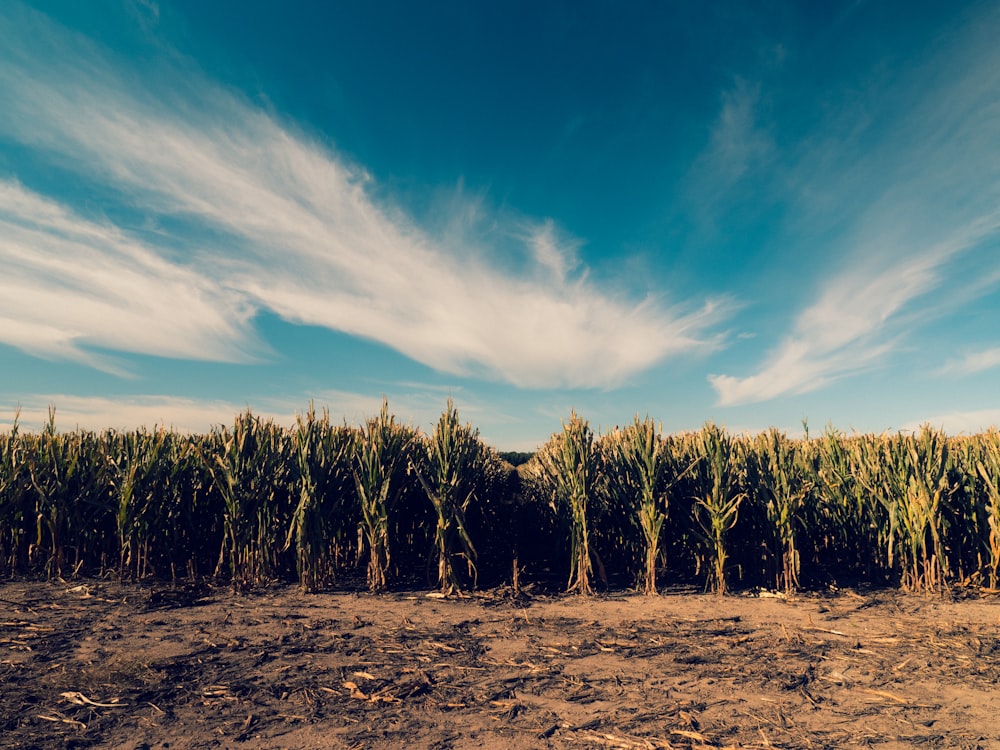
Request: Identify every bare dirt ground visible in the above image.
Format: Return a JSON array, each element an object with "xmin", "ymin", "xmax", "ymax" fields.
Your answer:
[{"xmin": 2, "ymin": 580, "xmax": 999, "ymax": 750}]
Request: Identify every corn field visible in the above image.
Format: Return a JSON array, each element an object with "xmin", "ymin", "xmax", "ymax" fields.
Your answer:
[{"xmin": 2, "ymin": 405, "xmax": 1000, "ymax": 596}]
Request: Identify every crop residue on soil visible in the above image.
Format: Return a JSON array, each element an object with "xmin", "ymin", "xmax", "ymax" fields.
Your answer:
[{"xmin": 1, "ymin": 581, "xmax": 999, "ymax": 749}]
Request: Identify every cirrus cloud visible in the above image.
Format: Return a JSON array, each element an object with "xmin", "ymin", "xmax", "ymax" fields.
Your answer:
[{"xmin": 0, "ymin": 3, "xmax": 725, "ymax": 389}]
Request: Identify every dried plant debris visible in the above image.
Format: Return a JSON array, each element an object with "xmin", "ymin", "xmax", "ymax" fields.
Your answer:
[{"xmin": 0, "ymin": 580, "xmax": 998, "ymax": 749}]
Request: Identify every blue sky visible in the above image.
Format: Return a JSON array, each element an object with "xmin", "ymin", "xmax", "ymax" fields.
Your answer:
[{"xmin": 2, "ymin": 0, "xmax": 1000, "ymax": 450}]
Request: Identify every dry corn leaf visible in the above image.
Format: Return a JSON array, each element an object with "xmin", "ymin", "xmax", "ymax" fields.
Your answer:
[
  {"xmin": 38, "ymin": 714, "xmax": 87, "ymax": 730},
  {"xmin": 801, "ymin": 626, "xmax": 849, "ymax": 637},
  {"xmin": 60, "ymin": 691, "xmax": 126, "ymax": 708},
  {"xmin": 859, "ymin": 687, "xmax": 907, "ymax": 704},
  {"xmin": 671, "ymin": 728, "xmax": 711, "ymax": 742},
  {"xmin": 342, "ymin": 680, "xmax": 369, "ymax": 700},
  {"xmin": 575, "ymin": 730, "xmax": 669, "ymax": 749}
]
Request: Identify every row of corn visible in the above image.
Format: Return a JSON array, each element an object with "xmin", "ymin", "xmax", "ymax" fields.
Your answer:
[{"xmin": 2, "ymin": 404, "xmax": 999, "ymax": 595}]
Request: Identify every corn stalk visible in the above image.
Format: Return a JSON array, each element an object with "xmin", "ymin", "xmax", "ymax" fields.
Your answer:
[
  {"xmin": 24, "ymin": 409, "xmax": 112, "ymax": 578},
  {"xmin": 353, "ymin": 400, "xmax": 413, "ymax": 592},
  {"xmin": 814, "ymin": 429, "xmax": 874, "ymax": 580},
  {"xmin": 975, "ymin": 430, "xmax": 1000, "ymax": 588},
  {"xmin": 205, "ymin": 411, "xmax": 293, "ymax": 591},
  {"xmin": 690, "ymin": 423, "xmax": 745, "ymax": 595},
  {"xmin": 601, "ymin": 416, "xmax": 676, "ymax": 595},
  {"xmin": 755, "ymin": 428, "xmax": 815, "ymax": 593},
  {"xmin": 411, "ymin": 400, "xmax": 481, "ymax": 595},
  {"xmin": 536, "ymin": 412, "xmax": 598, "ymax": 595},
  {"xmin": 0, "ymin": 411, "xmax": 26, "ymax": 574},
  {"xmin": 853, "ymin": 428, "xmax": 953, "ymax": 593},
  {"xmin": 897, "ymin": 428, "xmax": 953, "ymax": 593},
  {"xmin": 287, "ymin": 404, "xmax": 355, "ymax": 592},
  {"xmin": 110, "ymin": 427, "xmax": 175, "ymax": 580},
  {"xmin": 156, "ymin": 438, "xmax": 216, "ymax": 580}
]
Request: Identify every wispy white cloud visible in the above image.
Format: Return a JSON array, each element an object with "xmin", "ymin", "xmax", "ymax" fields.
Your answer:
[
  {"xmin": 1, "ymin": 394, "xmax": 296, "ymax": 434},
  {"xmin": 0, "ymin": 391, "xmax": 438, "ymax": 435},
  {"xmin": 710, "ymin": 6, "xmax": 1000, "ymax": 406},
  {"xmin": 900, "ymin": 409, "xmax": 1000, "ymax": 436},
  {"xmin": 307, "ymin": 386, "xmax": 523, "ymax": 446},
  {"xmin": 0, "ymin": 180, "xmax": 260, "ymax": 372},
  {"xmin": 937, "ymin": 347, "xmax": 1000, "ymax": 377},
  {"xmin": 710, "ymin": 232, "xmax": 995, "ymax": 405},
  {"xmin": 0, "ymin": 4, "xmax": 724, "ymax": 390},
  {"xmin": 526, "ymin": 219, "xmax": 581, "ymax": 285},
  {"xmin": 686, "ymin": 78, "xmax": 774, "ymax": 212},
  {"xmin": 0, "ymin": 388, "xmax": 527, "ymax": 449},
  {"xmin": 704, "ymin": 79, "xmax": 773, "ymax": 187}
]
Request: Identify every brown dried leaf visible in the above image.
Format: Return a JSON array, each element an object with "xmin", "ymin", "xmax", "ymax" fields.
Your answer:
[
  {"xmin": 342, "ymin": 681, "xmax": 369, "ymax": 700},
  {"xmin": 60, "ymin": 691, "xmax": 126, "ymax": 708}
]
